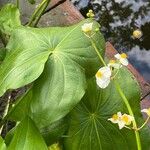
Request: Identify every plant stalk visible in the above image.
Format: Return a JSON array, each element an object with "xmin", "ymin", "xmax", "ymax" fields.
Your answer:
[
  {"xmin": 27, "ymin": 0, "xmax": 51, "ymax": 27},
  {"xmin": 16, "ymin": 0, "xmax": 19, "ymax": 9},
  {"xmin": 90, "ymin": 39, "xmax": 106, "ymax": 66},
  {"xmin": 114, "ymin": 81, "xmax": 142, "ymax": 150},
  {"xmin": 90, "ymin": 38, "xmax": 141, "ymax": 150}
]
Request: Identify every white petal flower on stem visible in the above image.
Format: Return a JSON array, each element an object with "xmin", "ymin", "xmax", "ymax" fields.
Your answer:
[
  {"xmin": 141, "ymin": 108, "xmax": 150, "ymax": 117},
  {"xmin": 108, "ymin": 112, "xmax": 134, "ymax": 129},
  {"xmin": 121, "ymin": 114, "xmax": 134, "ymax": 126},
  {"xmin": 81, "ymin": 23, "xmax": 93, "ymax": 33},
  {"xmin": 95, "ymin": 66, "xmax": 111, "ymax": 89},
  {"xmin": 115, "ymin": 53, "xmax": 129, "ymax": 66},
  {"xmin": 108, "ymin": 59, "xmax": 121, "ymax": 69}
]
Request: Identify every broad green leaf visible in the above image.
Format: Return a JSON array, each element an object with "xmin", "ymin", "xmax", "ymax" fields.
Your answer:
[
  {"xmin": 5, "ymin": 117, "xmax": 68, "ymax": 146},
  {"xmin": 0, "ymin": 136, "xmax": 6, "ymax": 150},
  {"xmin": 64, "ymin": 68, "xmax": 150, "ymax": 150},
  {"xmin": 0, "ymin": 4, "xmax": 21, "ymax": 35},
  {"xmin": 0, "ymin": 19, "xmax": 104, "ymax": 97},
  {"xmin": 7, "ymin": 117, "xmax": 48, "ymax": 150},
  {"xmin": 27, "ymin": 0, "xmax": 36, "ymax": 4}
]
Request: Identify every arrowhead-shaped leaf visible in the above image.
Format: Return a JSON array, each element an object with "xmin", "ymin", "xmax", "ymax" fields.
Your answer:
[
  {"xmin": 7, "ymin": 117, "xmax": 48, "ymax": 150},
  {"xmin": 64, "ymin": 68, "xmax": 150, "ymax": 150},
  {"xmin": 0, "ymin": 136, "xmax": 6, "ymax": 150},
  {"xmin": 0, "ymin": 19, "xmax": 104, "ymax": 97},
  {"xmin": 0, "ymin": 4, "xmax": 21, "ymax": 35},
  {"xmin": 3, "ymin": 19, "xmax": 105, "ymax": 129}
]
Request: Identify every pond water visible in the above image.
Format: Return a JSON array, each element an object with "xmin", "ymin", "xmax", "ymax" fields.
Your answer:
[{"xmin": 72, "ymin": 0, "xmax": 150, "ymax": 82}]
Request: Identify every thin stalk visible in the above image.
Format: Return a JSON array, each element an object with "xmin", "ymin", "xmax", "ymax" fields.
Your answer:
[
  {"xmin": 16, "ymin": 0, "xmax": 19, "ymax": 9},
  {"xmin": 114, "ymin": 81, "xmax": 141, "ymax": 150},
  {"xmin": 90, "ymin": 39, "xmax": 106, "ymax": 66},
  {"xmin": 90, "ymin": 39, "xmax": 141, "ymax": 150},
  {"xmin": 27, "ymin": 0, "xmax": 51, "ymax": 27},
  {"xmin": 137, "ymin": 116, "xmax": 150, "ymax": 131}
]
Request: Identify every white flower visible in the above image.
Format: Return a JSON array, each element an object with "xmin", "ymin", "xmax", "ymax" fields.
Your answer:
[
  {"xmin": 81, "ymin": 23, "xmax": 93, "ymax": 33},
  {"xmin": 133, "ymin": 29, "xmax": 143, "ymax": 39},
  {"xmin": 95, "ymin": 66, "xmax": 111, "ymax": 88},
  {"xmin": 114, "ymin": 53, "xmax": 129, "ymax": 66},
  {"xmin": 141, "ymin": 108, "xmax": 150, "ymax": 117},
  {"xmin": 108, "ymin": 59, "xmax": 121, "ymax": 69},
  {"xmin": 108, "ymin": 112, "xmax": 134, "ymax": 129}
]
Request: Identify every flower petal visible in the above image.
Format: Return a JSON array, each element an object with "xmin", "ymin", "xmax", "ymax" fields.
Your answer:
[
  {"xmin": 99, "ymin": 66, "xmax": 111, "ymax": 78},
  {"xmin": 96, "ymin": 77, "xmax": 110, "ymax": 89},
  {"xmin": 120, "ymin": 58, "xmax": 128, "ymax": 66},
  {"xmin": 118, "ymin": 121, "xmax": 125, "ymax": 129},
  {"xmin": 114, "ymin": 53, "xmax": 121, "ymax": 59}
]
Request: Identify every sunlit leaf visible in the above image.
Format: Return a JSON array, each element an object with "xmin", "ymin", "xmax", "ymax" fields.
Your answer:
[
  {"xmin": 7, "ymin": 117, "xmax": 48, "ymax": 150},
  {"xmin": 0, "ymin": 136, "xmax": 6, "ymax": 150},
  {"xmin": 64, "ymin": 68, "xmax": 150, "ymax": 150},
  {"xmin": 0, "ymin": 19, "xmax": 104, "ymax": 97},
  {"xmin": 2, "ymin": 19, "xmax": 105, "ymax": 129}
]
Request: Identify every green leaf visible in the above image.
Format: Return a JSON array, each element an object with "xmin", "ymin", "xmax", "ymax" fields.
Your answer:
[
  {"xmin": 0, "ymin": 136, "xmax": 6, "ymax": 150},
  {"xmin": 2, "ymin": 19, "xmax": 105, "ymax": 129},
  {"xmin": 0, "ymin": 4, "xmax": 21, "ymax": 35},
  {"xmin": 40, "ymin": 117, "xmax": 69, "ymax": 146},
  {"xmin": 0, "ymin": 19, "xmax": 104, "ymax": 97},
  {"xmin": 7, "ymin": 117, "xmax": 48, "ymax": 150},
  {"xmin": 64, "ymin": 68, "xmax": 150, "ymax": 150},
  {"xmin": 5, "ymin": 117, "xmax": 68, "ymax": 146},
  {"xmin": 27, "ymin": 0, "xmax": 36, "ymax": 4}
]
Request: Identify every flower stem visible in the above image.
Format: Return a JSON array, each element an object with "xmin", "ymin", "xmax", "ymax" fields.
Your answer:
[
  {"xmin": 90, "ymin": 39, "xmax": 142, "ymax": 150},
  {"xmin": 90, "ymin": 39, "xmax": 106, "ymax": 66},
  {"xmin": 16, "ymin": 0, "xmax": 19, "ymax": 9},
  {"xmin": 114, "ymin": 81, "xmax": 141, "ymax": 150},
  {"xmin": 136, "ymin": 116, "xmax": 150, "ymax": 131},
  {"xmin": 27, "ymin": 0, "xmax": 51, "ymax": 27}
]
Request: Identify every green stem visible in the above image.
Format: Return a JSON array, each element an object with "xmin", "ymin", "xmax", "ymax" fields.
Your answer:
[
  {"xmin": 114, "ymin": 81, "xmax": 141, "ymax": 150},
  {"xmin": 90, "ymin": 39, "xmax": 106, "ymax": 66},
  {"xmin": 90, "ymin": 39, "xmax": 141, "ymax": 150},
  {"xmin": 137, "ymin": 116, "xmax": 150, "ymax": 131},
  {"xmin": 16, "ymin": 0, "xmax": 19, "ymax": 9},
  {"xmin": 27, "ymin": 0, "xmax": 51, "ymax": 27}
]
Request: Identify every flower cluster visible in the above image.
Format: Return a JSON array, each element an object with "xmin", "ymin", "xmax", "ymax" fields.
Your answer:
[
  {"xmin": 81, "ymin": 14, "xmax": 149, "ymax": 132},
  {"xmin": 108, "ymin": 112, "xmax": 134, "ymax": 129},
  {"xmin": 81, "ymin": 21, "xmax": 129, "ymax": 89},
  {"xmin": 95, "ymin": 53, "xmax": 129, "ymax": 89}
]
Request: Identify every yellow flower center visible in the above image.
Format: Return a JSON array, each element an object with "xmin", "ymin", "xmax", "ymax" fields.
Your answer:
[
  {"xmin": 122, "ymin": 115, "xmax": 129, "ymax": 124},
  {"xmin": 112, "ymin": 114, "xmax": 118, "ymax": 121},
  {"xmin": 96, "ymin": 71, "xmax": 103, "ymax": 78},
  {"xmin": 109, "ymin": 60, "xmax": 116, "ymax": 64},
  {"xmin": 121, "ymin": 53, "xmax": 127, "ymax": 59}
]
